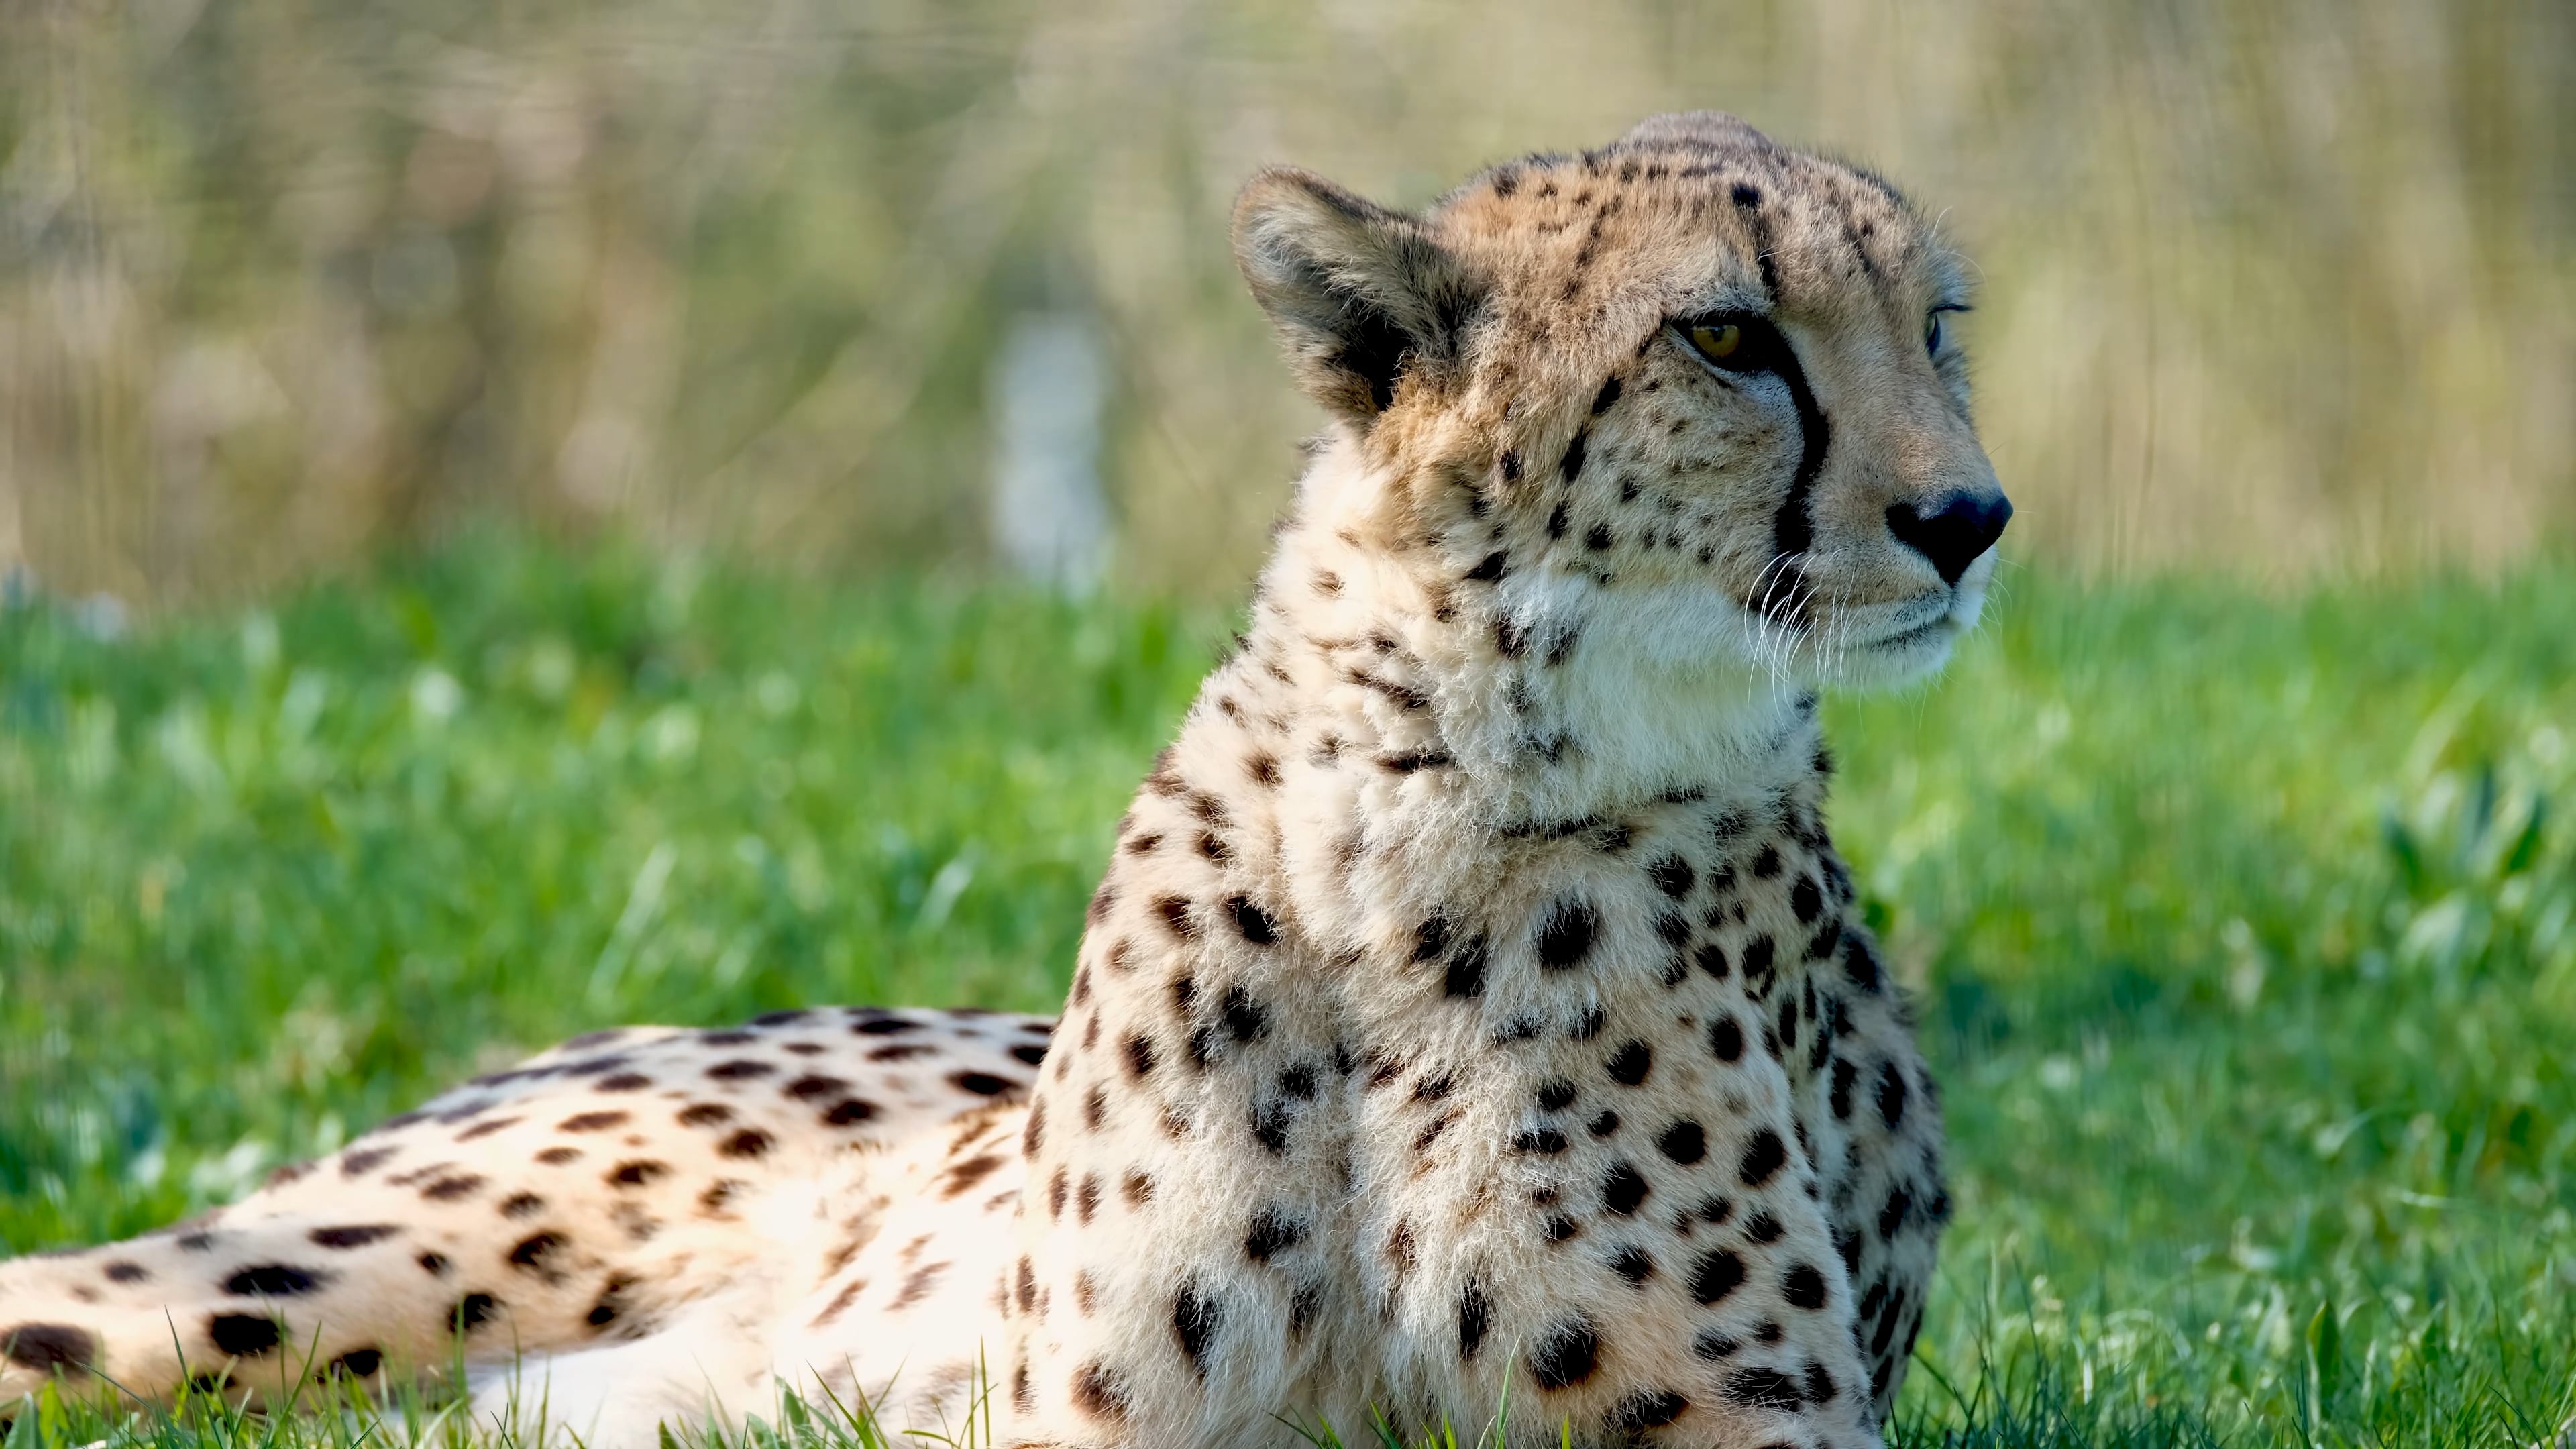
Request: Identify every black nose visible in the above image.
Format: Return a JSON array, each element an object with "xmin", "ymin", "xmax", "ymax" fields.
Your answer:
[{"xmin": 1885, "ymin": 492, "xmax": 2012, "ymax": 585}]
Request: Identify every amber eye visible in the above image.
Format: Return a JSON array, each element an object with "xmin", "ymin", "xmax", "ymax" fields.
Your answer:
[
  {"xmin": 1675, "ymin": 313, "xmax": 1779, "ymax": 372},
  {"xmin": 1924, "ymin": 313, "xmax": 1943, "ymax": 355},
  {"xmin": 1687, "ymin": 322, "xmax": 1742, "ymax": 361}
]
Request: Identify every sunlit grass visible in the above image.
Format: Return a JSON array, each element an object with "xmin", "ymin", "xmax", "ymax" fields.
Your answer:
[{"xmin": 5, "ymin": 534, "xmax": 2573, "ymax": 1444}]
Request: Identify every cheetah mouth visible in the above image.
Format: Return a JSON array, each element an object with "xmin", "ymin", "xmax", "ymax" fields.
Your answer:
[
  {"xmin": 1851, "ymin": 594, "xmax": 1967, "ymax": 657},
  {"xmin": 1866, "ymin": 614, "xmax": 1958, "ymax": 652}
]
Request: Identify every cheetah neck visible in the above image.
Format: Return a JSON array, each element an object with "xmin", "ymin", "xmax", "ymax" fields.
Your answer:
[
  {"xmin": 1248, "ymin": 433, "xmax": 1823, "ymax": 828},
  {"xmin": 1150, "ymin": 435, "xmax": 1837, "ymax": 971}
]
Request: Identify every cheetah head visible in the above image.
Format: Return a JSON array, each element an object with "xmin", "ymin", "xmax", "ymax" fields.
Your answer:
[{"xmin": 1234, "ymin": 111, "xmax": 2009, "ymax": 694}]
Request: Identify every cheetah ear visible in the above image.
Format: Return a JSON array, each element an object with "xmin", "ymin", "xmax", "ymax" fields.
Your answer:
[{"xmin": 1232, "ymin": 167, "xmax": 1483, "ymax": 428}]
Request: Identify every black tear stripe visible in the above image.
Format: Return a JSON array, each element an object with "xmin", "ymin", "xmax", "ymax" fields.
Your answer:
[{"xmin": 1727, "ymin": 187, "xmax": 1832, "ymax": 606}]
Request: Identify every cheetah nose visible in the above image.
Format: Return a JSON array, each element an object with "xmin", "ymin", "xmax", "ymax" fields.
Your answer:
[{"xmin": 1885, "ymin": 491, "xmax": 2012, "ymax": 586}]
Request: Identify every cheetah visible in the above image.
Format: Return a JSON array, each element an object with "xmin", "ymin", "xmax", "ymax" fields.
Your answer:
[{"xmin": 1, "ymin": 112, "xmax": 2007, "ymax": 1449}]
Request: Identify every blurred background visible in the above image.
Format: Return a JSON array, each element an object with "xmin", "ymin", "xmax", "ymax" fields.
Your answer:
[{"xmin": 3, "ymin": 0, "xmax": 2570, "ymax": 607}]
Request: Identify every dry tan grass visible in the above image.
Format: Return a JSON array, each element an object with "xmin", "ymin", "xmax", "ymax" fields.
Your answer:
[{"xmin": 3, "ymin": 0, "xmax": 2569, "ymax": 604}]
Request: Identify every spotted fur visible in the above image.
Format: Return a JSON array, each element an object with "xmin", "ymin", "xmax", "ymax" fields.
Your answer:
[{"xmin": 3, "ymin": 113, "xmax": 2006, "ymax": 1449}]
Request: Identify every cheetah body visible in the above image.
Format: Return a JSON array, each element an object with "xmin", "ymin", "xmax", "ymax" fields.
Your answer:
[{"xmin": 5, "ymin": 113, "xmax": 2005, "ymax": 1449}]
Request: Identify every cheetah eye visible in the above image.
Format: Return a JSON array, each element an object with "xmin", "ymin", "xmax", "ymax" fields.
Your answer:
[
  {"xmin": 1925, "ymin": 303, "xmax": 1970, "ymax": 358},
  {"xmin": 1675, "ymin": 313, "xmax": 1787, "ymax": 374}
]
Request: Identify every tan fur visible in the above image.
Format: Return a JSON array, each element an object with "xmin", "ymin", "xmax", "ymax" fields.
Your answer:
[{"xmin": 3, "ymin": 115, "xmax": 2007, "ymax": 1449}]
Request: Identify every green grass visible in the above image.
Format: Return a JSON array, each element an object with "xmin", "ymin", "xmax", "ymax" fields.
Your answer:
[{"xmin": 5, "ymin": 536, "xmax": 2574, "ymax": 1447}]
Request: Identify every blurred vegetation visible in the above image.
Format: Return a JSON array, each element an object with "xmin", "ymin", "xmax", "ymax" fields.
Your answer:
[
  {"xmin": 5, "ymin": 537, "xmax": 2573, "ymax": 1440},
  {"xmin": 3, "ymin": 0, "xmax": 2571, "ymax": 607}
]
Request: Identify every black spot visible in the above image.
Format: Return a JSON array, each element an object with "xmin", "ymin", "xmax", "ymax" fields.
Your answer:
[
  {"xmin": 1802, "ymin": 1358, "xmax": 1839, "ymax": 1405},
  {"xmin": 1584, "ymin": 523, "xmax": 1613, "ymax": 551},
  {"xmin": 1536, "ymin": 1080, "xmax": 1577, "ymax": 1112},
  {"xmin": 1526, "ymin": 1318, "xmax": 1600, "ymax": 1391},
  {"xmin": 1542, "ymin": 1213, "xmax": 1580, "ymax": 1243},
  {"xmin": 1648, "ymin": 855, "xmax": 1693, "ymax": 898},
  {"xmin": 1880, "ymin": 1185, "xmax": 1913, "ymax": 1238},
  {"xmin": 607, "ymin": 1159, "xmax": 669, "ymax": 1189},
  {"xmin": 704, "ymin": 1059, "xmax": 773, "ymax": 1080},
  {"xmin": 1499, "ymin": 449, "xmax": 1523, "ymax": 482},
  {"xmin": 222, "ymin": 1264, "xmax": 328, "ymax": 1297},
  {"xmin": 1171, "ymin": 1285, "xmax": 1220, "ymax": 1375},
  {"xmin": 419, "ymin": 1174, "xmax": 485, "ymax": 1201},
  {"xmin": 824, "ymin": 1097, "xmax": 878, "ymax": 1126},
  {"xmin": 1122, "ymin": 1033, "xmax": 1159, "ymax": 1079},
  {"xmin": 1658, "ymin": 1120, "xmax": 1707, "ymax": 1163},
  {"xmin": 1689, "ymin": 1249, "xmax": 1746, "ymax": 1305},
  {"xmin": 327, "ymin": 1346, "xmax": 382, "ymax": 1378},
  {"xmin": 1444, "ymin": 934, "xmax": 1490, "ymax": 998},
  {"xmin": 1514, "ymin": 1128, "xmax": 1570, "ymax": 1155},
  {"xmin": 1536, "ymin": 898, "xmax": 1599, "ymax": 970},
  {"xmin": 1791, "ymin": 875, "xmax": 1823, "ymax": 924},
  {"xmin": 1607, "ymin": 1246, "xmax": 1656, "ymax": 1287},
  {"xmin": 1546, "ymin": 500, "xmax": 1569, "ymax": 538},
  {"xmin": 1221, "ymin": 987, "xmax": 1270, "ymax": 1043},
  {"xmin": 1011, "ymin": 1042, "xmax": 1049, "ymax": 1065},
  {"xmin": 1456, "ymin": 1280, "xmax": 1492, "ymax": 1360},
  {"xmin": 588, "ymin": 1274, "xmax": 636, "ymax": 1328},
  {"xmin": 507, "ymin": 1232, "xmax": 568, "ymax": 1277},
  {"xmin": 1746, "ymin": 1212, "xmax": 1784, "ymax": 1244},
  {"xmin": 449, "ymin": 1293, "xmax": 499, "ymax": 1334},
  {"xmin": 1741, "ymin": 934, "xmax": 1777, "ymax": 994},
  {"xmin": 1695, "ymin": 941, "xmax": 1730, "ymax": 980},
  {"xmin": 1589, "ymin": 376, "xmax": 1623, "ymax": 415},
  {"xmin": 1844, "ymin": 935, "xmax": 1884, "ymax": 994},
  {"xmin": 1464, "ymin": 551, "xmax": 1507, "ymax": 582},
  {"xmin": 1612, "ymin": 1389, "xmax": 1689, "ymax": 1432},
  {"xmin": 1831, "ymin": 1057, "xmax": 1858, "ymax": 1120},
  {"xmin": 103, "ymin": 1260, "xmax": 150, "ymax": 1283},
  {"xmin": 1561, "ymin": 433, "xmax": 1589, "ymax": 486},
  {"xmin": 853, "ymin": 1016, "xmax": 919, "ymax": 1036},
  {"xmin": 1751, "ymin": 845, "xmax": 1782, "ymax": 878},
  {"xmin": 208, "ymin": 1313, "xmax": 282, "ymax": 1357},
  {"xmin": 1605, "ymin": 1040, "xmax": 1653, "ymax": 1086},
  {"xmin": 2, "ymin": 1324, "xmax": 94, "ymax": 1372},
  {"xmin": 1708, "ymin": 1016, "xmax": 1744, "ymax": 1061},
  {"xmin": 1230, "ymin": 896, "xmax": 1279, "ymax": 945},
  {"xmin": 1588, "ymin": 1110, "xmax": 1621, "ymax": 1138},
  {"xmin": 1244, "ymin": 1209, "xmax": 1305, "ymax": 1263},
  {"xmin": 1409, "ymin": 914, "xmax": 1452, "ymax": 963},
  {"xmin": 1571, "ymin": 1004, "xmax": 1607, "ymax": 1039},
  {"xmin": 1722, "ymin": 1366, "xmax": 1804, "ymax": 1412},
  {"xmin": 1251, "ymin": 1098, "xmax": 1293, "ymax": 1155},
  {"xmin": 1693, "ymin": 1330, "xmax": 1741, "ymax": 1360},
  {"xmin": 1877, "ymin": 1061, "xmax": 1911, "ymax": 1130},
  {"xmin": 1601, "ymin": 1163, "xmax": 1649, "ymax": 1214},
  {"xmin": 1783, "ymin": 1263, "xmax": 1828, "ymax": 1309},
  {"xmin": 308, "ymin": 1225, "xmax": 398, "ymax": 1250},
  {"xmin": 1739, "ymin": 1130, "xmax": 1788, "ymax": 1187}
]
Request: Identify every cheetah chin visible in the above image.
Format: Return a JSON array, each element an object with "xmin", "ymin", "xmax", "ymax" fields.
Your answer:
[{"xmin": 5, "ymin": 111, "xmax": 2006, "ymax": 1449}]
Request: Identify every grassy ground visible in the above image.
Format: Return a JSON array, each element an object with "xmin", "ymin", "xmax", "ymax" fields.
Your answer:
[{"xmin": 3, "ymin": 537, "xmax": 2573, "ymax": 1447}]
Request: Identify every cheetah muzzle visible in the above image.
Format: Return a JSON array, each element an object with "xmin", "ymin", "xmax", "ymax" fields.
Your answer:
[{"xmin": 3, "ymin": 111, "xmax": 2006, "ymax": 1449}]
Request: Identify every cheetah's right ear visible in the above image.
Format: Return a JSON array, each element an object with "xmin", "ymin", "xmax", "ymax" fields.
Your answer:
[{"xmin": 1232, "ymin": 168, "xmax": 1483, "ymax": 429}]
